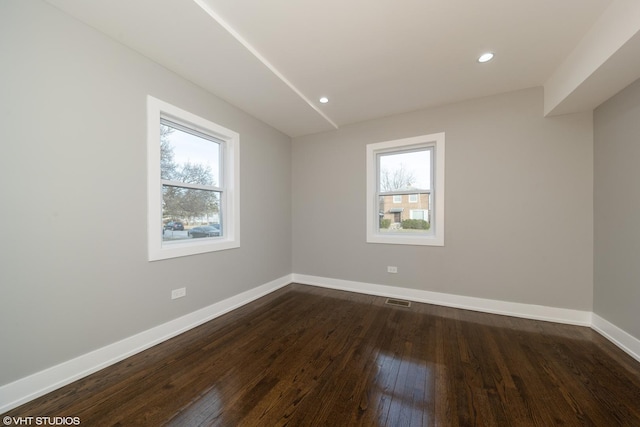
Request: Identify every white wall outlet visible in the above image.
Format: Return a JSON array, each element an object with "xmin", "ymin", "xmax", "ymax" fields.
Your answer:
[
  {"xmin": 387, "ymin": 266, "xmax": 398, "ymax": 274},
  {"xmin": 171, "ymin": 287, "xmax": 186, "ymax": 299}
]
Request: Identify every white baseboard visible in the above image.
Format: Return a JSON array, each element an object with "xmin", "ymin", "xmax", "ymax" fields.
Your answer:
[
  {"xmin": 3, "ymin": 273, "xmax": 639, "ymax": 414},
  {"xmin": 293, "ymin": 274, "xmax": 640, "ymax": 363},
  {"xmin": 0, "ymin": 274, "xmax": 292, "ymax": 414},
  {"xmin": 591, "ymin": 314, "xmax": 640, "ymax": 363},
  {"xmin": 292, "ymin": 274, "xmax": 593, "ymax": 326}
]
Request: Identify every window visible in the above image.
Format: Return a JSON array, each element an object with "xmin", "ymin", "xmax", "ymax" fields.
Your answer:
[
  {"xmin": 147, "ymin": 96, "xmax": 240, "ymax": 260},
  {"xmin": 366, "ymin": 133, "xmax": 444, "ymax": 246},
  {"xmin": 410, "ymin": 209, "xmax": 427, "ymax": 220}
]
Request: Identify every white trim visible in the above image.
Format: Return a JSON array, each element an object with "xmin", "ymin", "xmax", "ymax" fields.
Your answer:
[
  {"xmin": 292, "ymin": 275, "xmax": 640, "ymax": 362},
  {"xmin": 292, "ymin": 274, "xmax": 592, "ymax": 326},
  {"xmin": 592, "ymin": 314, "xmax": 640, "ymax": 363},
  {"xmin": 147, "ymin": 95, "xmax": 240, "ymax": 261},
  {"xmin": 4, "ymin": 274, "xmax": 639, "ymax": 413},
  {"xmin": 0, "ymin": 275, "xmax": 292, "ymax": 414}
]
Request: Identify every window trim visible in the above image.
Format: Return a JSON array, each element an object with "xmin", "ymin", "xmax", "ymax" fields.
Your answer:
[
  {"xmin": 366, "ymin": 133, "xmax": 445, "ymax": 246},
  {"xmin": 147, "ymin": 95, "xmax": 240, "ymax": 261}
]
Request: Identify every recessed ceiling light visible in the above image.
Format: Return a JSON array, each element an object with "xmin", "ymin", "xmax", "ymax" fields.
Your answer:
[
  {"xmin": 478, "ymin": 52, "xmax": 494, "ymax": 63},
  {"xmin": 319, "ymin": 96, "xmax": 329, "ymax": 104}
]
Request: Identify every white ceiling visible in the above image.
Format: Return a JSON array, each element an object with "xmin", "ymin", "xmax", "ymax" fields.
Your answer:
[{"xmin": 44, "ymin": 0, "xmax": 640, "ymax": 137}]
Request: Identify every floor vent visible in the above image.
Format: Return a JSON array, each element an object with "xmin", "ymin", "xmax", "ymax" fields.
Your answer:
[{"xmin": 385, "ymin": 298, "xmax": 411, "ymax": 308}]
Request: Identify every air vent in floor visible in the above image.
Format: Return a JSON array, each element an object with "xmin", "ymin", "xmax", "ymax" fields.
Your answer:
[{"xmin": 385, "ymin": 298, "xmax": 411, "ymax": 308}]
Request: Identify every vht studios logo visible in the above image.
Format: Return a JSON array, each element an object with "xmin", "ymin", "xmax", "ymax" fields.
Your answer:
[{"xmin": 3, "ymin": 417, "xmax": 81, "ymax": 426}]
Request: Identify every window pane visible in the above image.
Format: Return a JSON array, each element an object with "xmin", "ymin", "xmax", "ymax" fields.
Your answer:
[
  {"xmin": 162, "ymin": 186, "xmax": 222, "ymax": 242},
  {"xmin": 410, "ymin": 209, "xmax": 427, "ymax": 220},
  {"xmin": 160, "ymin": 122, "xmax": 220, "ymax": 186},
  {"xmin": 379, "ymin": 149, "xmax": 430, "ymax": 191},
  {"xmin": 377, "ymin": 195, "xmax": 431, "ymax": 234}
]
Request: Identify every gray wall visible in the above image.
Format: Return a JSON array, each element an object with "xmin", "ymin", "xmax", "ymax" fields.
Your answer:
[
  {"xmin": 0, "ymin": 0, "xmax": 291, "ymax": 386},
  {"xmin": 594, "ymin": 78, "xmax": 640, "ymax": 341},
  {"xmin": 293, "ymin": 87, "xmax": 594, "ymax": 310},
  {"xmin": 0, "ymin": 0, "xmax": 608, "ymax": 392}
]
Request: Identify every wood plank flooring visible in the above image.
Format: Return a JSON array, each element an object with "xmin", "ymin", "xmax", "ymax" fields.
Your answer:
[{"xmin": 3, "ymin": 284, "xmax": 640, "ymax": 426}]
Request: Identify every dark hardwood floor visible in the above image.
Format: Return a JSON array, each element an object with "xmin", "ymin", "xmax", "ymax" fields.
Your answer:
[{"xmin": 3, "ymin": 284, "xmax": 640, "ymax": 426}]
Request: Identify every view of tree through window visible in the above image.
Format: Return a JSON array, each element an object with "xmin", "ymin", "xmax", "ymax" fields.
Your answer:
[
  {"xmin": 378, "ymin": 149, "xmax": 432, "ymax": 234},
  {"xmin": 160, "ymin": 120, "xmax": 222, "ymax": 242},
  {"xmin": 367, "ymin": 133, "xmax": 444, "ymax": 246}
]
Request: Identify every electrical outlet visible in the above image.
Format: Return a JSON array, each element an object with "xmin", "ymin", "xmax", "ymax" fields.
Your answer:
[
  {"xmin": 171, "ymin": 287, "xmax": 186, "ymax": 299},
  {"xmin": 387, "ymin": 266, "xmax": 398, "ymax": 274}
]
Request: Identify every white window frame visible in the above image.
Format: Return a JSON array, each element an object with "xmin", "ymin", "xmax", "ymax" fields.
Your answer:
[
  {"xmin": 393, "ymin": 195, "xmax": 402, "ymax": 203},
  {"xmin": 408, "ymin": 194, "xmax": 418, "ymax": 203},
  {"xmin": 366, "ymin": 133, "xmax": 445, "ymax": 246},
  {"xmin": 147, "ymin": 96, "xmax": 240, "ymax": 261}
]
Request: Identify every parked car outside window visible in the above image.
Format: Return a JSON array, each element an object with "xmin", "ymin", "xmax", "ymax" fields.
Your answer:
[
  {"xmin": 164, "ymin": 221, "xmax": 184, "ymax": 231},
  {"xmin": 188, "ymin": 225, "xmax": 221, "ymax": 238}
]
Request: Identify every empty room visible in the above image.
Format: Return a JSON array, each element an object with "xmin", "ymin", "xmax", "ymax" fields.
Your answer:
[{"xmin": 1, "ymin": 0, "xmax": 640, "ymax": 425}]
